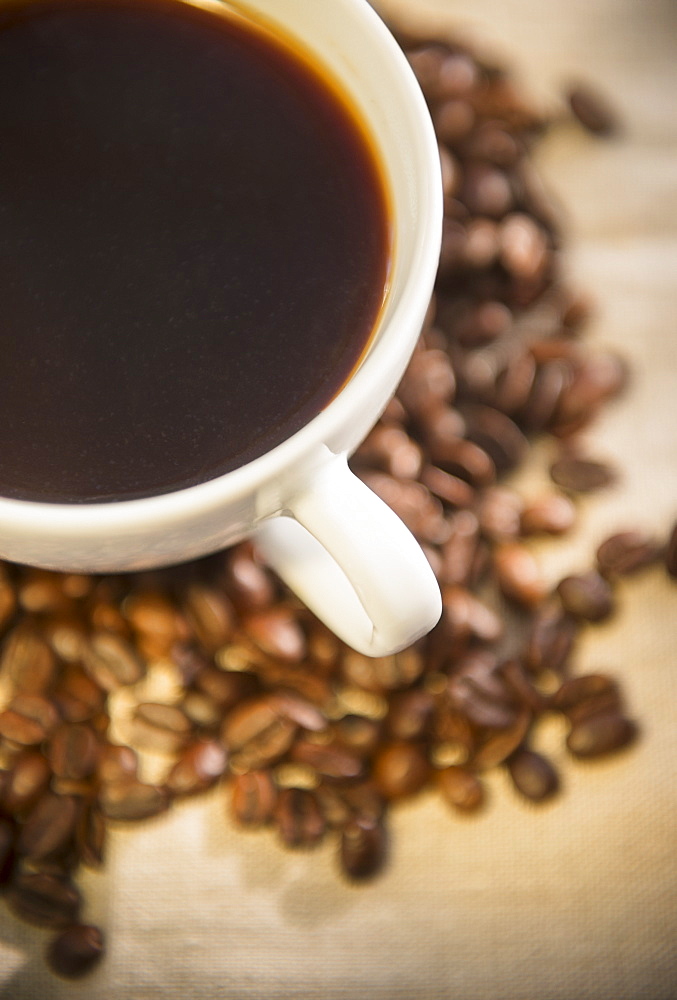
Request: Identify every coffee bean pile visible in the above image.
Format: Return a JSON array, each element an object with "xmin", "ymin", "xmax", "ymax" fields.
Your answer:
[{"xmin": 1, "ymin": 26, "xmax": 675, "ymax": 982}]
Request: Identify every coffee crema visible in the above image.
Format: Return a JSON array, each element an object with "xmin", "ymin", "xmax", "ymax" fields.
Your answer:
[{"xmin": 0, "ymin": 0, "xmax": 390, "ymax": 503}]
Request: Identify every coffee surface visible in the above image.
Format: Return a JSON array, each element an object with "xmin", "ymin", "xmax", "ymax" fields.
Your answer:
[{"xmin": 0, "ymin": 0, "xmax": 389, "ymax": 503}]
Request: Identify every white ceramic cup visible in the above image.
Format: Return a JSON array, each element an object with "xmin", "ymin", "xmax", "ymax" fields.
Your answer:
[{"xmin": 0, "ymin": 0, "xmax": 443, "ymax": 657}]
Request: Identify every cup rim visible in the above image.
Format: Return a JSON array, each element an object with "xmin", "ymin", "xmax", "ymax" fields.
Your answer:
[{"xmin": 0, "ymin": 0, "xmax": 442, "ymax": 536}]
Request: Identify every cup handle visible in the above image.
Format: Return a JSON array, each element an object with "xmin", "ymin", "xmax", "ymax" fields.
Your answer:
[{"xmin": 254, "ymin": 455, "xmax": 441, "ymax": 657}]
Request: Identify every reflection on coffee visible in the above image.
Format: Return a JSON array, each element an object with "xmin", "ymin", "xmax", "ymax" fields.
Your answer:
[{"xmin": 0, "ymin": 0, "xmax": 390, "ymax": 503}]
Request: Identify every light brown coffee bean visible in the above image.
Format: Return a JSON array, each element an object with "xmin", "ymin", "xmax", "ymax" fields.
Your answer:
[
  {"xmin": 333, "ymin": 715, "xmax": 382, "ymax": 758},
  {"xmin": 124, "ymin": 590, "xmax": 189, "ymax": 659},
  {"xmin": 438, "ymin": 765, "xmax": 484, "ymax": 812},
  {"xmin": 98, "ymin": 779, "xmax": 169, "ymax": 822},
  {"xmin": 166, "ymin": 740, "xmax": 228, "ymax": 796},
  {"xmin": 231, "ymin": 770, "xmax": 278, "ymax": 827},
  {"xmin": 243, "ymin": 606, "xmax": 307, "ymax": 663},
  {"xmin": 2, "ymin": 751, "xmax": 51, "ymax": 814},
  {"xmin": 340, "ymin": 815, "xmax": 388, "ymax": 881},
  {"xmin": 0, "ymin": 695, "xmax": 60, "ymax": 746},
  {"xmin": 420, "ymin": 464, "xmax": 476, "ymax": 510},
  {"xmin": 97, "ymin": 744, "xmax": 139, "ymax": 785},
  {"xmin": 6, "ymin": 871, "xmax": 81, "ymax": 928},
  {"xmin": 52, "ymin": 665, "xmax": 106, "ymax": 723},
  {"xmin": 372, "ymin": 742, "xmax": 430, "ymax": 800},
  {"xmin": 494, "ymin": 543, "xmax": 548, "ymax": 608},
  {"xmin": 290, "ymin": 740, "xmax": 363, "ymax": 781},
  {"xmin": 472, "ymin": 710, "xmax": 531, "ymax": 769},
  {"xmin": 0, "ymin": 621, "xmax": 57, "ymax": 695},
  {"xmin": 556, "ymin": 571, "xmax": 614, "ymax": 622},
  {"xmin": 82, "ymin": 631, "xmax": 145, "ymax": 691},
  {"xmin": 477, "ymin": 486, "xmax": 524, "ymax": 542},
  {"xmin": 341, "ymin": 646, "xmax": 424, "ymax": 693},
  {"xmin": 520, "ymin": 494, "xmax": 577, "ymax": 536},
  {"xmin": 46, "ymin": 924, "xmax": 105, "ymax": 980},
  {"xmin": 131, "ymin": 702, "xmax": 193, "ymax": 755},
  {"xmin": 507, "ymin": 747, "xmax": 559, "ymax": 801}
]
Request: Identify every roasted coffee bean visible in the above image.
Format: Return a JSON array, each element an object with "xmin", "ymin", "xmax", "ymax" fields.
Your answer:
[
  {"xmin": 269, "ymin": 692, "xmax": 328, "ymax": 733},
  {"xmin": 438, "ymin": 765, "xmax": 484, "ymax": 811},
  {"xmin": 666, "ymin": 521, "xmax": 677, "ymax": 579},
  {"xmin": 98, "ymin": 779, "xmax": 169, "ymax": 822},
  {"xmin": 52, "ymin": 665, "xmax": 106, "ymax": 724},
  {"xmin": 181, "ymin": 583, "xmax": 235, "ymax": 652},
  {"xmin": 595, "ymin": 531, "xmax": 661, "ymax": 577},
  {"xmin": 131, "ymin": 702, "xmax": 193, "ymax": 755},
  {"xmin": 556, "ymin": 571, "xmax": 614, "ymax": 622},
  {"xmin": 461, "ymin": 404, "xmax": 527, "ymax": 474},
  {"xmin": 360, "ymin": 472, "xmax": 449, "ymax": 544},
  {"xmin": 82, "ymin": 631, "xmax": 145, "ymax": 691},
  {"xmin": 220, "ymin": 544, "xmax": 277, "ymax": 614},
  {"xmin": 0, "ymin": 694, "xmax": 60, "ymax": 746},
  {"xmin": 48, "ymin": 724, "xmax": 100, "ymax": 780},
  {"xmin": 447, "ymin": 651, "xmax": 518, "ymax": 730},
  {"xmin": 0, "ymin": 621, "xmax": 57, "ymax": 695},
  {"xmin": 124, "ymin": 590, "xmax": 189, "ymax": 660},
  {"xmin": 243, "ymin": 607, "xmax": 307, "ymax": 662},
  {"xmin": 372, "ymin": 742, "xmax": 431, "ymax": 800},
  {"xmin": 439, "ymin": 510, "xmax": 481, "ymax": 586},
  {"xmin": 386, "ymin": 690, "xmax": 436, "ymax": 742},
  {"xmin": 519, "ymin": 359, "xmax": 570, "ymax": 432},
  {"xmin": 1, "ymin": 751, "xmax": 51, "ymax": 814},
  {"xmin": 290, "ymin": 740, "xmax": 363, "ymax": 781},
  {"xmin": 566, "ymin": 83, "xmax": 618, "ymax": 136},
  {"xmin": 75, "ymin": 801, "xmax": 106, "ymax": 869},
  {"xmin": 231, "ymin": 770, "xmax": 278, "ymax": 827},
  {"xmin": 525, "ymin": 603, "xmax": 578, "ymax": 674},
  {"xmin": 46, "ymin": 924, "xmax": 105, "ymax": 980},
  {"xmin": 477, "ymin": 486, "xmax": 524, "ymax": 541},
  {"xmin": 340, "ymin": 815, "xmax": 388, "ymax": 881},
  {"xmin": 442, "ymin": 586, "xmax": 504, "ymax": 652},
  {"xmin": 97, "ymin": 744, "xmax": 139, "ymax": 785},
  {"xmin": 6, "ymin": 871, "xmax": 81, "ymax": 928},
  {"xmin": 0, "ymin": 817, "xmax": 15, "ymax": 884},
  {"xmin": 507, "ymin": 748, "xmax": 559, "ymax": 801},
  {"xmin": 549, "ymin": 455, "xmax": 616, "ymax": 493},
  {"xmin": 274, "ymin": 787, "xmax": 325, "ymax": 848},
  {"xmin": 566, "ymin": 713, "xmax": 637, "ymax": 758},
  {"xmin": 472, "ymin": 710, "xmax": 531, "ymax": 769},
  {"xmin": 552, "ymin": 673, "xmax": 622, "ymax": 725},
  {"xmin": 193, "ymin": 667, "xmax": 259, "ymax": 712},
  {"xmin": 341, "ymin": 646, "xmax": 424, "ymax": 693},
  {"xmin": 17, "ymin": 793, "xmax": 78, "ymax": 860},
  {"xmin": 222, "ymin": 697, "xmax": 297, "ymax": 771},
  {"xmin": 493, "ymin": 543, "xmax": 548, "ymax": 608},
  {"xmin": 354, "ymin": 424, "xmax": 423, "ymax": 480},
  {"xmin": 332, "ymin": 715, "xmax": 382, "ymax": 758},
  {"xmin": 166, "ymin": 740, "xmax": 228, "ymax": 796},
  {"xmin": 420, "ymin": 464, "xmax": 476, "ymax": 509},
  {"xmin": 520, "ymin": 493, "xmax": 577, "ymax": 536}
]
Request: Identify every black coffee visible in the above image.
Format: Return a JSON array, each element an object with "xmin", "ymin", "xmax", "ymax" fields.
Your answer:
[{"xmin": 0, "ymin": 0, "xmax": 390, "ymax": 503}]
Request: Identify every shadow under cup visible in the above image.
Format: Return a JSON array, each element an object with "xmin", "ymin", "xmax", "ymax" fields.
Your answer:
[{"xmin": 0, "ymin": 0, "xmax": 442, "ymax": 581}]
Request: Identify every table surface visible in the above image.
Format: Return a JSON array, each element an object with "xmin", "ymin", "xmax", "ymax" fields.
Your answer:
[{"xmin": 2, "ymin": 1, "xmax": 677, "ymax": 997}]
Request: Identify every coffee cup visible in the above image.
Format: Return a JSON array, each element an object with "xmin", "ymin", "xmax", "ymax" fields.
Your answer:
[{"xmin": 0, "ymin": 0, "xmax": 443, "ymax": 657}]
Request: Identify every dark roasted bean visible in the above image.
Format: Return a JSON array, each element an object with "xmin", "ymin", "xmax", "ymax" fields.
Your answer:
[
  {"xmin": 0, "ymin": 695, "xmax": 60, "ymax": 746},
  {"xmin": 549, "ymin": 454, "xmax": 616, "ymax": 493},
  {"xmin": 2, "ymin": 751, "xmax": 52, "ymax": 814},
  {"xmin": 48, "ymin": 724, "xmax": 100, "ymax": 780},
  {"xmin": 82, "ymin": 631, "xmax": 145, "ymax": 691},
  {"xmin": 566, "ymin": 713, "xmax": 637, "ymax": 758},
  {"xmin": 595, "ymin": 531, "xmax": 661, "ymax": 577},
  {"xmin": 75, "ymin": 801, "xmax": 106, "ymax": 869},
  {"xmin": 46, "ymin": 924, "xmax": 105, "ymax": 979},
  {"xmin": 386, "ymin": 690, "xmax": 436, "ymax": 742},
  {"xmin": 666, "ymin": 521, "xmax": 677, "ymax": 579},
  {"xmin": 243, "ymin": 607, "xmax": 307, "ymax": 662},
  {"xmin": 6, "ymin": 871, "xmax": 81, "ymax": 928},
  {"xmin": 274, "ymin": 787, "xmax": 325, "ymax": 848},
  {"xmin": 525, "ymin": 603, "xmax": 578, "ymax": 674},
  {"xmin": 507, "ymin": 748, "xmax": 559, "ymax": 801},
  {"xmin": 567, "ymin": 83, "xmax": 618, "ymax": 136},
  {"xmin": 0, "ymin": 621, "xmax": 57, "ymax": 695},
  {"xmin": 222, "ymin": 697, "xmax": 297, "ymax": 772},
  {"xmin": 17, "ymin": 793, "xmax": 78, "ymax": 860},
  {"xmin": 340, "ymin": 816, "xmax": 388, "ymax": 881},
  {"xmin": 290, "ymin": 740, "xmax": 363, "ymax": 781},
  {"xmin": 556, "ymin": 571, "xmax": 614, "ymax": 622}
]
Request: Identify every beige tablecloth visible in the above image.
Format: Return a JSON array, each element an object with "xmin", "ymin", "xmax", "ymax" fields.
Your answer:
[{"xmin": 2, "ymin": 1, "xmax": 677, "ymax": 996}]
